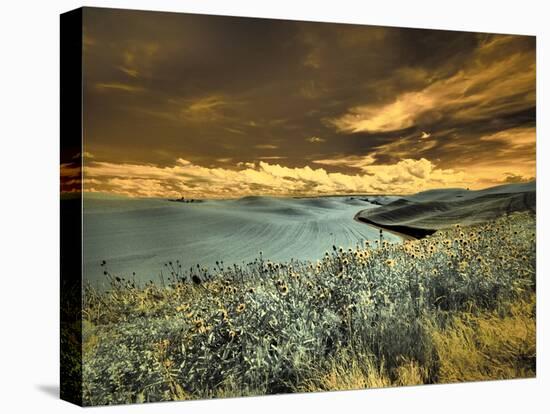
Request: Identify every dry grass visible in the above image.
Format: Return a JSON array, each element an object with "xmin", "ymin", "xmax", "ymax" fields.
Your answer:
[
  {"xmin": 298, "ymin": 296, "xmax": 536, "ymax": 394},
  {"xmin": 431, "ymin": 295, "xmax": 536, "ymax": 383},
  {"xmin": 298, "ymin": 350, "xmax": 392, "ymax": 392}
]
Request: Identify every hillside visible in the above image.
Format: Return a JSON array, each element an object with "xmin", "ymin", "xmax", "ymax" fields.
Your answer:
[{"xmin": 356, "ymin": 181, "xmax": 535, "ymax": 236}]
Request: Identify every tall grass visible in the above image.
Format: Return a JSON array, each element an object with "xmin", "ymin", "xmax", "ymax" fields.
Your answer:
[{"xmin": 82, "ymin": 211, "xmax": 535, "ymax": 405}]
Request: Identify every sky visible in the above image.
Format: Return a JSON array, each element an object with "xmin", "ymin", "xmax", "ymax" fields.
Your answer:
[{"xmin": 63, "ymin": 7, "xmax": 536, "ymax": 198}]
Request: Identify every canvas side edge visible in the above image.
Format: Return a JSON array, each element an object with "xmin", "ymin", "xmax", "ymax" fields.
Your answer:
[{"xmin": 60, "ymin": 7, "xmax": 84, "ymax": 407}]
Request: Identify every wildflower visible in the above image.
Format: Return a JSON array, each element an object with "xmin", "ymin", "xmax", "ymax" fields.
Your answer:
[
  {"xmin": 176, "ymin": 304, "xmax": 190, "ymax": 312},
  {"xmin": 385, "ymin": 259, "xmax": 395, "ymax": 267},
  {"xmin": 279, "ymin": 284, "xmax": 289, "ymax": 295},
  {"xmin": 236, "ymin": 303, "xmax": 246, "ymax": 313},
  {"xmin": 154, "ymin": 339, "xmax": 170, "ymax": 352},
  {"xmin": 218, "ymin": 309, "xmax": 228, "ymax": 321}
]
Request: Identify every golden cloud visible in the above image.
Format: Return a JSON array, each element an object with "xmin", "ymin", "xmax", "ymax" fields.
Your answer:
[
  {"xmin": 255, "ymin": 144, "xmax": 279, "ymax": 149},
  {"xmin": 306, "ymin": 136, "xmax": 326, "ymax": 143},
  {"xmin": 82, "ymin": 156, "xmax": 476, "ymax": 199},
  {"xmin": 329, "ymin": 41, "xmax": 535, "ymax": 134},
  {"xmin": 479, "ymin": 126, "xmax": 535, "ymax": 149},
  {"xmin": 95, "ymin": 82, "xmax": 145, "ymax": 93}
]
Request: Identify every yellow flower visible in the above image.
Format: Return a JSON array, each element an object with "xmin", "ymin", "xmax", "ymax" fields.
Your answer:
[
  {"xmin": 279, "ymin": 285, "xmax": 289, "ymax": 295},
  {"xmin": 176, "ymin": 303, "xmax": 190, "ymax": 312},
  {"xmin": 218, "ymin": 309, "xmax": 228, "ymax": 321},
  {"xmin": 385, "ymin": 259, "xmax": 395, "ymax": 267},
  {"xmin": 236, "ymin": 303, "xmax": 246, "ymax": 313}
]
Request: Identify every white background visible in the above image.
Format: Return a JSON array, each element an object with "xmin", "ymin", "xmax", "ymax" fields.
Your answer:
[{"xmin": 0, "ymin": 0, "xmax": 548, "ymax": 412}]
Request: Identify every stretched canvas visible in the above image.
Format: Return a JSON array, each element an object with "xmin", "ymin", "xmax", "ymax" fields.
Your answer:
[{"xmin": 60, "ymin": 6, "xmax": 536, "ymax": 406}]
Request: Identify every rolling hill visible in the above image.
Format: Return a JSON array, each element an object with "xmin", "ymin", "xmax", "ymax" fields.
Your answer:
[{"xmin": 355, "ymin": 181, "xmax": 535, "ymax": 237}]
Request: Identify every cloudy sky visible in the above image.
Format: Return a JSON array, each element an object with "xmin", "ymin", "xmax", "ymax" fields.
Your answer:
[{"xmin": 67, "ymin": 7, "xmax": 536, "ymax": 198}]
